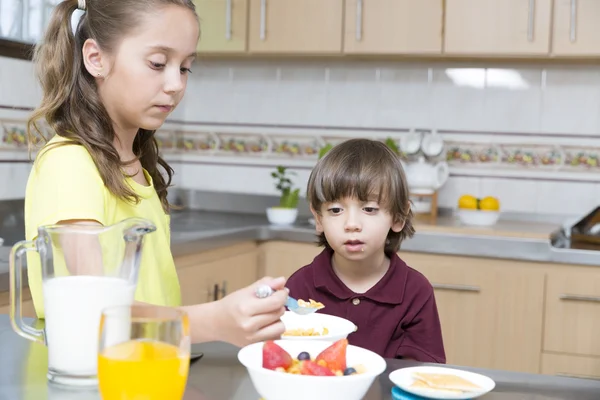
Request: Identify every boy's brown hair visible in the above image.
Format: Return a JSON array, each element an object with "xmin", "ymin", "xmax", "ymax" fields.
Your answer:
[{"xmin": 307, "ymin": 138, "xmax": 415, "ymax": 254}]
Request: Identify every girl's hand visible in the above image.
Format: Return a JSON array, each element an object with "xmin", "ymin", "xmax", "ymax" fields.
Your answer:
[{"xmin": 211, "ymin": 276, "xmax": 288, "ymax": 347}]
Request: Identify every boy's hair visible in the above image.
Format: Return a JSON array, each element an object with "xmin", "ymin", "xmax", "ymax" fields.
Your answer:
[
  {"xmin": 307, "ymin": 138, "xmax": 415, "ymax": 254},
  {"xmin": 26, "ymin": 0, "xmax": 199, "ymax": 213}
]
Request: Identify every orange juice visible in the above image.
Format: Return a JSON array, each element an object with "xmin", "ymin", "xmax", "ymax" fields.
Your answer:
[{"xmin": 98, "ymin": 339, "xmax": 189, "ymax": 400}]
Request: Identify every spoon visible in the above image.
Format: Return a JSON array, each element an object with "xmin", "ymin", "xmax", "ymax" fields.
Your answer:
[{"xmin": 255, "ymin": 285, "xmax": 320, "ymax": 316}]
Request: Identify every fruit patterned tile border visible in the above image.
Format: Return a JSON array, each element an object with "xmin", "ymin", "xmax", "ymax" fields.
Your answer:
[{"xmin": 2, "ymin": 119, "xmax": 599, "ymax": 172}]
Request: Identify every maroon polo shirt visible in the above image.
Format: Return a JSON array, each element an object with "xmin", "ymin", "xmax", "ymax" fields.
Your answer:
[{"xmin": 286, "ymin": 248, "xmax": 446, "ymax": 363}]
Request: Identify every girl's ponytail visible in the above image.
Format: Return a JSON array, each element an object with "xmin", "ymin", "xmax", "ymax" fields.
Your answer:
[{"xmin": 27, "ymin": 0, "xmax": 80, "ymax": 145}]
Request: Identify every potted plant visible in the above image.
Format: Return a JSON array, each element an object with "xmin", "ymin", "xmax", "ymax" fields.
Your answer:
[{"xmin": 267, "ymin": 166, "xmax": 300, "ymax": 225}]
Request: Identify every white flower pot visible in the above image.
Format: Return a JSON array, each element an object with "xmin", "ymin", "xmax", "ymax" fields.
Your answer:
[{"xmin": 266, "ymin": 207, "xmax": 298, "ymax": 225}]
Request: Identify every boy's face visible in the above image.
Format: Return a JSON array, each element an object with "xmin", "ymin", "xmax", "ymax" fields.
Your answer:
[{"xmin": 312, "ymin": 197, "xmax": 405, "ymax": 260}]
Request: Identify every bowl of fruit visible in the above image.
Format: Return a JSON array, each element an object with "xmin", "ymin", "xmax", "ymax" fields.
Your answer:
[
  {"xmin": 456, "ymin": 195, "xmax": 501, "ymax": 226},
  {"xmin": 280, "ymin": 311, "xmax": 356, "ymax": 341},
  {"xmin": 238, "ymin": 339, "xmax": 386, "ymax": 400}
]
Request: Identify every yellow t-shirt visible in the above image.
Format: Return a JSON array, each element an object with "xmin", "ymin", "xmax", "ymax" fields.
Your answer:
[{"xmin": 24, "ymin": 135, "xmax": 181, "ymax": 318}]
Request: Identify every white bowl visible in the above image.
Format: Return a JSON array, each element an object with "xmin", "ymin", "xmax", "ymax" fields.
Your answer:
[
  {"xmin": 457, "ymin": 209, "xmax": 500, "ymax": 227},
  {"xmin": 266, "ymin": 207, "xmax": 298, "ymax": 225},
  {"xmin": 238, "ymin": 340, "xmax": 387, "ymax": 400},
  {"xmin": 280, "ymin": 311, "xmax": 356, "ymax": 341}
]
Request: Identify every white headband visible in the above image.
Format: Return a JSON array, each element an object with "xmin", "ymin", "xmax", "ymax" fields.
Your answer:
[{"xmin": 77, "ymin": 0, "xmax": 86, "ymax": 10}]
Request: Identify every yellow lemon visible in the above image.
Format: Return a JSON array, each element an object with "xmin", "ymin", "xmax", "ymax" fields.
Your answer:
[
  {"xmin": 458, "ymin": 195, "xmax": 478, "ymax": 210},
  {"xmin": 480, "ymin": 196, "xmax": 500, "ymax": 211}
]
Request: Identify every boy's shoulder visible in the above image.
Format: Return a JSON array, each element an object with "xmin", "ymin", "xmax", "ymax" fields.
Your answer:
[{"xmin": 391, "ymin": 254, "xmax": 434, "ymax": 294}]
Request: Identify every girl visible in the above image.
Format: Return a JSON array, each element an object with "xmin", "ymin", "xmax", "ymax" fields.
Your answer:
[{"xmin": 24, "ymin": 0, "xmax": 287, "ymax": 347}]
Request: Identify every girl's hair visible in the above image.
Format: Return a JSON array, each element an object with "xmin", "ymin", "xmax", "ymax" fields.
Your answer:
[
  {"xmin": 26, "ymin": 0, "xmax": 198, "ymax": 213},
  {"xmin": 307, "ymin": 138, "xmax": 415, "ymax": 254}
]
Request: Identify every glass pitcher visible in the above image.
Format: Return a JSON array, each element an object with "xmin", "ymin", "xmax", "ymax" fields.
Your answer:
[{"xmin": 9, "ymin": 218, "xmax": 156, "ymax": 386}]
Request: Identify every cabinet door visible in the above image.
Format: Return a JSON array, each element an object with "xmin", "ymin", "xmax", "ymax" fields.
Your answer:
[
  {"xmin": 344, "ymin": 0, "xmax": 442, "ymax": 54},
  {"xmin": 444, "ymin": 0, "xmax": 552, "ymax": 55},
  {"xmin": 259, "ymin": 241, "xmax": 322, "ymax": 279},
  {"xmin": 400, "ymin": 252, "xmax": 545, "ymax": 373},
  {"xmin": 542, "ymin": 353, "xmax": 600, "ymax": 380},
  {"xmin": 175, "ymin": 242, "xmax": 258, "ymax": 306},
  {"xmin": 247, "ymin": 0, "xmax": 343, "ymax": 54},
  {"xmin": 544, "ymin": 271, "xmax": 600, "ymax": 357},
  {"xmin": 194, "ymin": 0, "xmax": 248, "ymax": 53},
  {"xmin": 552, "ymin": 0, "xmax": 600, "ymax": 56}
]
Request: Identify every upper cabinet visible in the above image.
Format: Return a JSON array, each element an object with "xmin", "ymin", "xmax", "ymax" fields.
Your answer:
[
  {"xmin": 247, "ymin": 0, "xmax": 344, "ymax": 54},
  {"xmin": 195, "ymin": 0, "xmax": 249, "ymax": 53},
  {"xmin": 552, "ymin": 0, "xmax": 600, "ymax": 56},
  {"xmin": 343, "ymin": 0, "xmax": 443, "ymax": 55},
  {"xmin": 444, "ymin": 0, "xmax": 553, "ymax": 55}
]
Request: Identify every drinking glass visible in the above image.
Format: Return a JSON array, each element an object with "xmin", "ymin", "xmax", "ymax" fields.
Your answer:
[{"xmin": 97, "ymin": 304, "xmax": 191, "ymax": 400}]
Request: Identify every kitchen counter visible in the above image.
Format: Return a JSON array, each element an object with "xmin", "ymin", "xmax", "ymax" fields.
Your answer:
[
  {"xmin": 1, "ymin": 209, "xmax": 598, "ymax": 292},
  {"xmin": 1, "ymin": 315, "xmax": 600, "ymax": 400}
]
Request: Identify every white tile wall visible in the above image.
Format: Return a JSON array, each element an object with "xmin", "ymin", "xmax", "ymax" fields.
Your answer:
[{"xmin": 3, "ymin": 55, "xmax": 600, "ymax": 218}]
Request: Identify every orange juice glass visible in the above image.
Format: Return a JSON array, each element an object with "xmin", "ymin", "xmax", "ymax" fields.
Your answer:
[{"xmin": 97, "ymin": 305, "xmax": 191, "ymax": 400}]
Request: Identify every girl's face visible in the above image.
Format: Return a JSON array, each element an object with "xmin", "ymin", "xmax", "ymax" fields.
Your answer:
[{"xmin": 91, "ymin": 5, "xmax": 199, "ymax": 134}]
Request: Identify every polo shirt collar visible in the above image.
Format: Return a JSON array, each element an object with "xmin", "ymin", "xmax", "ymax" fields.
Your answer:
[{"xmin": 313, "ymin": 248, "xmax": 407, "ymax": 305}]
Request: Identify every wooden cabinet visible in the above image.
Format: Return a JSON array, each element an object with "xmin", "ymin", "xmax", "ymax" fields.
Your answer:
[
  {"xmin": 258, "ymin": 241, "xmax": 322, "ymax": 279},
  {"xmin": 399, "ymin": 252, "xmax": 545, "ymax": 374},
  {"xmin": 542, "ymin": 353, "xmax": 600, "ymax": 380},
  {"xmin": 544, "ymin": 270, "xmax": 600, "ymax": 357},
  {"xmin": 175, "ymin": 242, "xmax": 259, "ymax": 306},
  {"xmin": 444, "ymin": 0, "xmax": 553, "ymax": 55},
  {"xmin": 0, "ymin": 288, "xmax": 36, "ymax": 318},
  {"xmin": 343, "ymin": 0, "xmax": 443, "ymax": 55},
  {"xmin": 247, "ymin": 0, "xmax": 343, "ymax": 54},
  {"xmin": 194, "ymin": 0, "xmax": 248, "ymax": 53},
  {"xmin": 552, "ymin": 0, "xmax": 600, "ymax": 56}
]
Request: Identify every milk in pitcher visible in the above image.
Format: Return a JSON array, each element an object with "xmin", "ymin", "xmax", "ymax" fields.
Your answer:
[{"xmin": 43, "ymin": 276, "xmax": 136, "ymax": 378}]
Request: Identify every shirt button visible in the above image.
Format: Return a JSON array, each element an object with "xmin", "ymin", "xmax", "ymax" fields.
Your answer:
[{"xmin": 352, "ymin": 298, "xmax": 360, "ymax": 306}]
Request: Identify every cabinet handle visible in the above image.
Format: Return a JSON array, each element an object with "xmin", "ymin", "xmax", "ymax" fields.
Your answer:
[
  {"xmin": 355, "ymin": 0, "xmax": 363, "ymax": 41},
  {"xmin": 220, "ymin": 280, "xmax": 228, "ymax": 299},
  {"xmin": 527, "ymin": 0, "xmax": 535, "ymax": 42},
  {"xmin": 213, "ymin": 283, "xmax": 219, "ymax": 301},
  {"xmin": 559, "ymin": 294, "xmax": 600, "ymax": 303},
  {"xmin": 570, "ymin": 0, "xmax": 577, "ymax": 42},
  {"xmin": 225, "ymin": 0, "xmax": 232, "ymax": 40},
  {"xmin": 432, "ymin": 283, "xmax": 481, "ymax": 293},
  {"xmin": 259, "ymin": 0, "xmax": 266, "ymax": 41},
  {"xmin": 557, "ymin": 373, "xmax": 600, "ymax": 381}
]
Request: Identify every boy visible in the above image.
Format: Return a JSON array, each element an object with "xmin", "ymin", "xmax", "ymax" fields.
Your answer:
[{"xmin": 286, "ymin": 138, "xmax": 446, "ymax": 362}]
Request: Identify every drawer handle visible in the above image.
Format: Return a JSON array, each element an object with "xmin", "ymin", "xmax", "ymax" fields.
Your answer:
[
  {"xmin": 225, "ymin": 0, "xmax": 232, "ymax": 40},
  {"xmin": 559, "ymin": 294, "xmax": 600, "ymax": 303},
  {"xmin": 432, "ymin": 284, "xmax": 480, "ymax": 293},
  {"xmin": 557, "ymin": 373, "xmax": 600, "ymax": 381},
  {"xmin": 527, "ymin": 0, "xmax": 535, "ymax": 42}
]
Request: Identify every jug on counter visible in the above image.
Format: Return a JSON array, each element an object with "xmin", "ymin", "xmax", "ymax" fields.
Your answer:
[{"xmin": 9, "ymin": 218, "xmax": 156, "ymax": 386}]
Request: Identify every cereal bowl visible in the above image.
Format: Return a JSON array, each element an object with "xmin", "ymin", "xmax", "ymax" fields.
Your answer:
[
  {"xmin": 280, "ymin": 311, "xmax": 356, "ymax": 341},
  {"xmin": 237, "ymin": 340, "xmax": 387, "ymax": 400}
]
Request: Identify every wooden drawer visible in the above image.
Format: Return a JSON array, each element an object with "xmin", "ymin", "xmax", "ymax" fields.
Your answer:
[
  {"xmin": 544, "ymin": 272, "xmax": 600, "ymax": 356},
  {"xmin": 542, "ymin": 353, "xmax": 600, "ymax": 381}
]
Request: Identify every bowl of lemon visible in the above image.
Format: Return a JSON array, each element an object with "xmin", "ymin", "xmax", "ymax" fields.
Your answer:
[{"xmin": 456, "ymin": 195, "xmax": 500, "ymax": 226}]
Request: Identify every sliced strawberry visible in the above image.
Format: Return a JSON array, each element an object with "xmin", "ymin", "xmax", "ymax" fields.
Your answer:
[
  {"xmin": 315, "ymin": 339, "xmax": 347, "ymax": 372},
  {"xmin": 262, "ymin": 341, "xmax": 293, "ymax": 370},
  {"xmin": 300, "ymin": 360, "xmax": 335, "ymax": 376}
]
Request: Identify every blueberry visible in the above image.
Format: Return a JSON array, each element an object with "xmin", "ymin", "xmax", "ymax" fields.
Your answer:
[
  {"xmin": 297, "ymin": 351, "xmax": 310, "ymax": 361},
  {"xmin": 343, "ymin": 367, "xmax": 357, "ymax": 376}
]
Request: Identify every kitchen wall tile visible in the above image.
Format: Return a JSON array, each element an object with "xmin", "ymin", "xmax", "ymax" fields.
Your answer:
[
  {"xmin": 431, "ymin": 67, "xmax": 487, "ymax": 131},
  {"xmin": 482, "ymin": 68, "xmax": 542, "ymax": 133},
  {"xmin": 277, "ymin": 65, "xmax": 328, "ymax": 125},
  {"xmin": 325, "ymin": 66, "xmax": 380, "ymax": 127},
  {"xmin": 540, "ymin": 67, "xmax": 600, "ymax": 135},
  {"xmin": 479, "ymin": 177, "xmax": 538, "ymax": 213},
  {"xmin": 377, "ymin": 65, "xmax": 432, "ymax": 128},
  {"xmin": 535, "ymin": 180, "xmax": 598, "ymax": 216},
  {"xmin": 437, "ymin": 176, "xmax": 482, "ymax": 209}
]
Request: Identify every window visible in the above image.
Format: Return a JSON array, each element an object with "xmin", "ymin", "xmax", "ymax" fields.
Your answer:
[{"xmin": 0, "ymin": 0, "xmax": 60, "ymax": 59}]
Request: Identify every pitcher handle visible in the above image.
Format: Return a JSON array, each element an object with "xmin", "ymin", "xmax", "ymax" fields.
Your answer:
[{"xmin": 9, "ymin": 240, "xmax": 45, "ymax": 345}]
